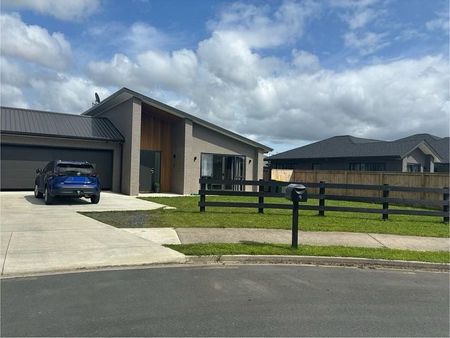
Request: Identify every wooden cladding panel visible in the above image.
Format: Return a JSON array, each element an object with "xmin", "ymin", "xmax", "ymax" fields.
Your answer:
[{"xmin": 141, "ymin": 111, "xmax": 172, "ymax": 192}]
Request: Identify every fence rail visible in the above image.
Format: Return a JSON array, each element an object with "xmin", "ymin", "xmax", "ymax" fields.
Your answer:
[
  {"xmin": 270, "ymin": 169, "xmax": 450, "ymax": 203},
  {"xmin": 198, "ymin": 178, "xmax": 449, "ymax": 223}
]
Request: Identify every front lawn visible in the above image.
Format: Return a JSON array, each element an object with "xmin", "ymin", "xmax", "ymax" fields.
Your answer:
[
  {"xmin": 166, "ymin": 243, "xmax": 450, "ymax": 263},
  {"xmin": 80, "ymin": 196, "xmax": 449, "ymax": 237}
]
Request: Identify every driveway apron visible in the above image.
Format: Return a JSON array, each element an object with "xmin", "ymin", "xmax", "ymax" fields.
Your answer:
[{"xmin": 0, "ymin": 192, "xmax": 185, "ymax": 276}]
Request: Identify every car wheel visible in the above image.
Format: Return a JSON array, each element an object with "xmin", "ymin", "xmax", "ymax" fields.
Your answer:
[
  {"xmin": 34, "ymin": 184, "xmax": 43, "ymax": 198},
  {"xmin": 44, "ymin": 186, "xmax": 53, "ymax": 205},
  {"xmin": 91, "ymin": 194, "xmax": 100, "ymax": 204}
]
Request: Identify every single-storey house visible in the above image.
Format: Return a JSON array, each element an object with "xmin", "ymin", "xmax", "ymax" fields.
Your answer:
[
  {"xmin": 1, "ymin": 87, "xmax": 272, "ymax": 195},
  {"xmin": 266, "ymin": 134, "xmax": 449, "ymax": 173}
]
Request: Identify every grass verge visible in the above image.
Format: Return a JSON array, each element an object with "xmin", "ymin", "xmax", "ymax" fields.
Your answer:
[
  {"xmin": 166, "ymin": 243, "xmax": 450, "ymax": 263},
  {"xmin": 81, "ymin": 196, "xmax": 449, "ymax": 237}
]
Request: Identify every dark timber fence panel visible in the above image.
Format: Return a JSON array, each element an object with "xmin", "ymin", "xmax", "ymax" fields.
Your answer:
[{"xmin": 198, "ymin": 177, "xmax": 450, "ymax": 223}]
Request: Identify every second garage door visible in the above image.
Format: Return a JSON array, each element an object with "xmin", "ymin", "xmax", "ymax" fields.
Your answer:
[{"xmin": 1, "ymin": 144, "xmax": 114, "ymax": 190}]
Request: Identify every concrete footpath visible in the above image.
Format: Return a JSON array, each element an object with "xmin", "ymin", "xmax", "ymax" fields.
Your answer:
[{"xmin": 124, "ymin": 227, "xmax": 450, "ymax": 252}]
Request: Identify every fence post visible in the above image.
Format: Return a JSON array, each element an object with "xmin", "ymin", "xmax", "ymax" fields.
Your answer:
[
  {"xmin": 382, "ymin": 184, "xmax": 389, "ymax": 220},
  {"xmin": 200, "ymin": 180, "xmax": 206, "ymax": 213},
  {"xmin": 443, "ymin": 187, "xmax": 449, "ymax": 223},
  {"xmin": 318, "ymin": 181, "xmax": 325, "ymax": 216},
  {"xmin": 258, "ymin": 179, "xmax": 264, "ymax": 214}
]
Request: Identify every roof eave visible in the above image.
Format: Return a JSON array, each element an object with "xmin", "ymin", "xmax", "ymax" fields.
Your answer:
[{"xmin": 401, "ymin": 141, "xmax": 442, "ymax": 162}]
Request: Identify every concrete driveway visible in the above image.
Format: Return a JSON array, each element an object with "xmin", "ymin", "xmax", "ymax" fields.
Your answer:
[{"xmin": 0, "ymin": 192, "xmax": 185, "ymax": 276}]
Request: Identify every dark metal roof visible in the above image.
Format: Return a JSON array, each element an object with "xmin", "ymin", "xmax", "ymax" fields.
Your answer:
[
  {"xmin": 1, "ymin": 106, "xmax": 124, "ymax": 142},
  {"xmin": 267, "ymin": 134, "xmax": 447, "ymax": 162},
  {"xmin": 83, "ymin": 87, "xmax": 272, "ymax": 152}
]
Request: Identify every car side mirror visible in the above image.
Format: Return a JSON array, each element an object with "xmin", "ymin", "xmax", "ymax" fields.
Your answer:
[{"xmin": 36, "ymin": 168, "xmax": 42, "ymax": 174}]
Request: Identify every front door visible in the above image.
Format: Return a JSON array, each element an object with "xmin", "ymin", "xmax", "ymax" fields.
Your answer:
[{"xmin": 139, "ymin": 150, "xmax": 161, "ymax": 192}]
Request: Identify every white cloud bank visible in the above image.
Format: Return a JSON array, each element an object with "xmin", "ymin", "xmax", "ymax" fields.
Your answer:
[
  {"xmin": 0, "ymin": 13, "xmax": 72, "ymax": 70},
  {"xmin": 86, "ymin": 1, "xmax": 449, "ymax": 143}
]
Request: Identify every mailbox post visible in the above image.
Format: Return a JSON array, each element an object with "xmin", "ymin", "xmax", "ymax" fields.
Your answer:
[{"xmin": 285, "ymin": 184, "xmax": 308, "ymax": 248}]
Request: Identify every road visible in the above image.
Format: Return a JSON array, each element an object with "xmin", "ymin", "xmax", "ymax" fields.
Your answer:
[{"xmin": 1, "ymin": 265, "xmax": 448, "ymax": 337}]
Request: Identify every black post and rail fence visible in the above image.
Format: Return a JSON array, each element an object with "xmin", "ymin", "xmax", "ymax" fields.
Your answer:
[{"xmin": 198, "ymin": 177, "xmax": 450, "ymax": 223}]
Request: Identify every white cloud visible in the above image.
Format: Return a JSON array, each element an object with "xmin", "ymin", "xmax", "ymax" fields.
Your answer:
[
  {"xmin": 0, "ymin": 84, "xmax": 28, "ymax": 108},
  {"xmin": 245, "ymin": 55, "xmax": 449, "ymax": 142},
  {"xmin": 0, "ymin": 57, "xmax": 27, "ymax": 87},
  {"xmin": 291, "ymin": 50, "xmax": 321, "ymax": 73},
  {"xmin": 331, "ymin": 0, "xmax": 381, "ymax": 28},
  {"xmin": 344, "ymin": 31, "xmax": 389, "ymax": 55},
  {"xmin": 87, "ymin": 36, "xmax": 449, "ymax": 143},
  {"xmin": 2, "ymin": 0, "xmax": 100, "ymax": 21},
  {"xmin": 29, "ymin": 76, "xmax": 111, "ymax": 113},
  {"xmin": 331, "ymin": 0, "xmax": 389, "ymax": 56},
  {"xmin": 426, "ymin": 12, "xmax": 450, "ymax": 34},
  {"xmin": 88, "ymin": 49, "xmax": 199, "ymax": 92},
  {"xmin": 345, "ymin": 8, "xmax": 379, "ymax": 30},
  {"xmin": 87, "ymin": 22, "xmax": 171, "ymax": 55},
  {"xmin": 0, "ymin": 54, "xmax": 110, "ymax": 112},
  {"xmin": 0, "ymin": 13, "xmax": 72, "ymax": 70},
  {"xmin": 207, "ymin": 0, "xmax": 319, "ymax": 49}
]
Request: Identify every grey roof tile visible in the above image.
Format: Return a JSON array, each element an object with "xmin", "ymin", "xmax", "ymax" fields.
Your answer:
[{"xmin": 1, "ymin": 106, "xmax": 124, "ymax": 142}]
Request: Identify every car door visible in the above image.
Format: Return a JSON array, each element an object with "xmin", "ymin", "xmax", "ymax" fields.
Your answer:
[{"xmin": 36, "ymin": 163, "xmax": 47, "ymax": 191}]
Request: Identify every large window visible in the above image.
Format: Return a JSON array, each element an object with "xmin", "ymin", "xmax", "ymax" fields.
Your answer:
[
  {"xmin": 201, "ymin": 153, "xmax": 245, "ymax": 190},
  {"xmin": 349, "ymin": 162, "xmax": 386, "ymax": 171}
]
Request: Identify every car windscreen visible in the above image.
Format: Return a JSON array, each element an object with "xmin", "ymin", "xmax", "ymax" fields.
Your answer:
[{"xmin": 56, "ymin": 164, "xmax": 94, "ymax": 175}]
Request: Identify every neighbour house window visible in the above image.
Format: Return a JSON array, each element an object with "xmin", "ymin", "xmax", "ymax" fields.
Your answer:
[
  {"xmin": 435, "ymin": 163, "xmax": 450, "ymax": 173},
  {"xmin": 349, "ymin": 163, "xmax": 386, "ymax": 171},
  {"xmin": 407, "ymin": 163, "xmax": 422, "ymax": 172}
]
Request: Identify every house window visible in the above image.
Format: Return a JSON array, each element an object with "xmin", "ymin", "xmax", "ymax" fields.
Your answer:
[
  {"xmin": 407, "ymin": 163, "xmax": 421, "ymax": 172},
  {"xmin": 349, "ymin": 163, "xmax": 386, "ymax": 171},
  {"xmin": 200, "ymin": 153, "xmax": 245, "ymax": 190}
]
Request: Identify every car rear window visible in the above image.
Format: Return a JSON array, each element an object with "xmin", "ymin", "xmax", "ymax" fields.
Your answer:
[{"xmin": 56, "ymin": 163, "xmax": 94, "ymax": 175}]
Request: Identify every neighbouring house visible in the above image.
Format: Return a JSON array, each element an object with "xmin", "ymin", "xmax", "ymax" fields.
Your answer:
[
  {"xmin": 1, "ymin": 87, "xmax": 272, "ymax": 195},
  {"xmin": 266, "ymin": 134, "xmax": 449, "ymax": 173}
]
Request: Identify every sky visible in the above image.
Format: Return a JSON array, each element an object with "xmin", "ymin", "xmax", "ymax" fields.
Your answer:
[{"xmin": 0, "ymin": 0, "xmax": 449, "ymax": 154}]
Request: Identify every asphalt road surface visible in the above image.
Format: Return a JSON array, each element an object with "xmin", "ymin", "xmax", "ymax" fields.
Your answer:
[{"xmin": 1, "ymin": 265, "xmax": 448, "ymax": 337}]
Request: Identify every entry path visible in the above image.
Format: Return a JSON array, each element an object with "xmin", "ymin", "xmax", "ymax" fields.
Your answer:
[
  {"xmin": 0, "ymin": 192, "xmax": 185, "ymax": 276},
  {"xmin": 126, "ymin": 227, "xmax": 450, "ymax": 252}
]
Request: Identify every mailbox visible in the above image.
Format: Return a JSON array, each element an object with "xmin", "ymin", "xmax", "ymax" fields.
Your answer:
[{"xmin": 285, "ymin": 184, "xmax": 308, "ymax": 203}]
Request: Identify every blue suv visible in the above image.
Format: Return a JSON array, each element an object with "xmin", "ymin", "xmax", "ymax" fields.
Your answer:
[{"xmin": 34, "ymin": 160, "xmax": 101, "ymax": 205}]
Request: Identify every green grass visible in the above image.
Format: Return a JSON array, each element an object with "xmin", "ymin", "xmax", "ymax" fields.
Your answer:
[
  {"xmin": 166, "ymin": 243, "xmax": 450, "ymax": 263},
  {"xmin": 80, "ymin": 196, "xmax": 449, "ymax": 237}
]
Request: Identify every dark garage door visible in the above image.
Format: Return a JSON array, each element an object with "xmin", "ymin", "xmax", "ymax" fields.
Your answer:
[{"xmin": 1, "ymin": 144, "xmax": 113, "ymax": 190}]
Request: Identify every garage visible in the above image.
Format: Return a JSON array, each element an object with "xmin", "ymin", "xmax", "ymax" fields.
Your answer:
[
  {"xmin": 1, "ymin": 144, "xmax": 114, "ymax": 190},
  {"xmin": 1, "ymin": 106, "xmax": 124, "ymax": 192}
]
